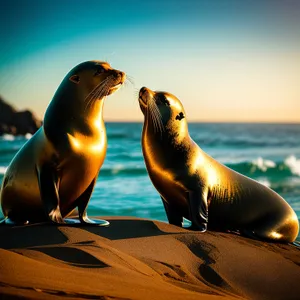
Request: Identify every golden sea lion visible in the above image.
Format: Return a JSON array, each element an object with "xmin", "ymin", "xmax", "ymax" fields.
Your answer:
[
  {"xmin": 0, "ymin": 61, "xmax": 126, "ymax": 225},
  {"xmin": 138, "ymin": 86, "xmax": 299, "ymax": 243}
]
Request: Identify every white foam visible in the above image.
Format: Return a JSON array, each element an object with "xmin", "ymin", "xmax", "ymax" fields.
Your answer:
[
  {"xmin": 0, "ymin": 166, "xmax": 7, "ymax": 175},
  {"xmin": 284, "ymin": 155, "xmax": 300, "ymax": 176},
  {"xmin": 25, "ymin": 133, "xmax": 32, "ymax": 139},
  {"xmin": 257, "ymin": 178, "xmax": 271, "ymax": 188},
  {"xmin": 111, "ymin": 164, "xmax": 124, "ymax": 175},
  {"xmin": 1, "ymin": 134, "xmax": 15, "ymax": 141},
  {"xmin": 252, "ymin": 157, "xmax": 276, "ymax": 172}
]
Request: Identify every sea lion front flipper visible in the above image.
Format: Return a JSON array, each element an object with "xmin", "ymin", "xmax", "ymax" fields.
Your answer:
[
  {"xmin": 1, "ymin": 217, "xmax": 29, "ymax": 225},
  {"xmin": 77, "ymin": 178, "xmax": 109, "ymax": 226},
  {"xmin": 37, "ymin": 164, "xmax": 65, "ymax": 224},
  {"xmin": 187, "ymin": 190, "xmax": 208, "ymax": 232},
  {"xmin": 161, "ymin": 196, "xmax": 183, "ymax": 227}
]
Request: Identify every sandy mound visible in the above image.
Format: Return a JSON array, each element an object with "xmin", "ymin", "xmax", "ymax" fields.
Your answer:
[{"xmin": 0, "ymin": 217, "xmax": 299, "ymax": 299}]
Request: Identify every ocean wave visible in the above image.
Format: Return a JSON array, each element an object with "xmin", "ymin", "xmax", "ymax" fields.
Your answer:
[
  {"xmin": 0, "ymin": 166, "xmax": 7, "ymax": 174},
  {"xmin": 97, "ymin": 156, "xmax": 300, "ymax": 178},
  {"xmin": 99, "ymin": 166, "xmax": 146, "ymax": 177},
  {"xmin": 0, "ymin": 147, "xmax": 20, "ymax": 155},
  {"xmin": 0, "ymin": 133, "xmax": 33, "ymax": 141},
  {"xmin": 107, "ymin": 153, "xmax": 142, "ymax": 161},
  {"xmin": 107, "ymin": 133, "xmax": 130, "ymax": 139},
  {"xmin": 107, "ymin": 133, "xmax": 140, "ymax": 140},
  {"xmin": 257, "ymin": 178, "xmax": 271, "ymax": 188},
  {"xmin": 284, "ymin": 155, "xmax": 300, "ymax": 176},
  {"xmin": 1, "ymin": 134, "xmax": 15, "ymax": 141},
  {"xmin": 25, "ymin": 133, "xmax": 32, "ymax": 139},
  {"xmin": 194, "ymin": 137, "xmax": 299, "ymax": 148},
  {"xmin": 227, "ymin": 155, "xmax": 300, "ymax": 178},
  {"xmin": 252, "ymin": 157, "xmax": 276, "ymax": 172}
]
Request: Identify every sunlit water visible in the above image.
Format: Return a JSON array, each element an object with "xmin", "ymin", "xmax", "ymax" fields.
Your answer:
[{"xmin": 1, "ymin": 123, "xmax": 300, "ymax": 239}]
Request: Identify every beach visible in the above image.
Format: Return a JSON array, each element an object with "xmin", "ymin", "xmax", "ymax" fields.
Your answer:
[{"xmin": 0, "ymin": 217, "xmax": 299, "ymax": 299}]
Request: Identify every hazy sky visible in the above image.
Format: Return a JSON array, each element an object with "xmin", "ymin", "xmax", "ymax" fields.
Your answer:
[{"xmin": 0, "ymin": 0, "xmax": 299, "ymax": 122}]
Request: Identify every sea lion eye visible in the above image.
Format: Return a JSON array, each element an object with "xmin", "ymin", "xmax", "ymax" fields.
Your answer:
[
  {"xmin": 175, "ymin": 112, "xmax": 185, "ymax": 121},
  {"xmin": 159, "ymin": 96, "xmax": 170, "ymax": 106},
  {"xmin": 94, "ymin": 67, "xmax": 105, "ymax": 76},
  {"xmin": 162, "ymin": 98, "xmax": 170, "ymax": 106},
  {"xmin": 69, "ymin": 75, "xmax": 80, "ymax": 84}
]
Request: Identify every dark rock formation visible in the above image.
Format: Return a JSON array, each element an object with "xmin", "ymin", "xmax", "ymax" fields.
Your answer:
[{"xmin": 0, "ymin": 96, "xmax": 42, "ymax": 135}]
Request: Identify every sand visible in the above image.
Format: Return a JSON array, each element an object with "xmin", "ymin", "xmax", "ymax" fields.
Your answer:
[{"xmin": 0, "ymin": 217, "xmax": 299, "ymax": 300}]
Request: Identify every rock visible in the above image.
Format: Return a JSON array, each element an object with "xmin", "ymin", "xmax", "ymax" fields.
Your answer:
[{"xmin": 0, "ymin": 96, "xmax": 42, "ymax": 135}]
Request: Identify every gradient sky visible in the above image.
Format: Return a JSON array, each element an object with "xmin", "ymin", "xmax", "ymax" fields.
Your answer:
[{"xmin": 0, "ymin": 0, "xmax": 299, "ymax": 122}]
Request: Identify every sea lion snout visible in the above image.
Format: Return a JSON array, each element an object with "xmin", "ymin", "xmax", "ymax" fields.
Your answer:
[
  {"xmin": 140, "ymin": 86, "xmax": 149, "ymax": 94},
  {"xmin": 140, "ymin": 86, "xmax": 155, "ymax": 96},
  {"xmin": 114, "ymin": 70, "xmax": 126, "ymax": 83},
  {"xmin": 109, "ymin": 69, "xmax": 126, "ymax": 85},
  {"xmin": 107, "ymin": 70, "xmax": 126, "ymax": 95},
  {"xmin": 139, "ymin": 87, "xmax": 154, "ymax": 105}
]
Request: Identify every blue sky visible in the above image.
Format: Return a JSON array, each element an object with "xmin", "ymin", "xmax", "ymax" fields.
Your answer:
[{"xmin": 1, "ymin": 0, "xmax": 299, "ymax": 122}]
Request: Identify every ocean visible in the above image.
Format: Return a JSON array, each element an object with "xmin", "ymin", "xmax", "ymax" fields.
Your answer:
[{"xmin": 1, "ymin": 123, "xmax": 300, "ymax": 238}]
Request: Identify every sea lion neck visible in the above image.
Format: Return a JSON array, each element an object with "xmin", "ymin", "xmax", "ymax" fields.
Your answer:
[
  {"xmin": 143, "ymin": 116, "xmax": 191, "ymax": 155},
  {"xmin": 144, "ymin": 111, "xmax": 188, "ymax": 145},
  {"xmin": 44, "ymin": 93, "xmax": 105, "ymax": 142}
]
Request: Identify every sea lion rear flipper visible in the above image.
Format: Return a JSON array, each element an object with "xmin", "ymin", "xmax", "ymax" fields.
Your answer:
[
  {"xmin": 161, "ymin": 196, "xmax": 183, "ymax": 227},
  {"xmin": 77, "ymin": 178, "xmax": 109, "ymax": 227},
  {"xmin": 187, "ymin": 190, "xmax": 208, "ymax": 232},
  {"xmin": 37, "ymin": 164, "xmax": 64, "ymax": 224}
]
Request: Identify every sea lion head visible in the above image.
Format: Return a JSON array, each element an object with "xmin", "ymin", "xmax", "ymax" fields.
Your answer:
[
  {"xmin": 44, "ymin": 61, "xmax": 126, "ymax": 138},
  {"xmin": 138, "ymin": 87, "xmax": 187, "ymax": 138},
  {"xmin": 67, "ymin": 60, "xmax": 126, "ymax": 99},
  {"xmin": 52, "ymin": 61, "xmax": 126, "ymax": 108}
]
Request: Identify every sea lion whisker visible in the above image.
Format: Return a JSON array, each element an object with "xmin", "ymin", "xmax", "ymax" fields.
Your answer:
[
  {"xmin": 85, "ymin": 76, "xmax": 113, "ymax": 111},
  {"xmin": 134, "ymin": 89, "xmax": 140, "ymax": 100},
  {"xmin": 151, "ymin": 111, "xmax": 160, "ymax": 135},
  {"xmin": 153, "ymin": 103, "xmax": 164, "ymax": 130},
  {"xmin": 86, "ymin": 89, "xmax": 101, "ymax": 111},
  {"xmin": 85, "ymin": 78, "xmax": 108, "ymax": 101},
  {"xmin": 87, "ymin": 75, "xmax": 113, "ymax": 101},
  {"xmin": 133, "ymin": 90, "xmax": 140, "ymax": 104},
  {"xmin": 88, "ymin": 82, "xmax": 109, "ymax": 110},
  {"xmin": 89, "ymin": 85, "xmax": 104, "ymax": 109},
  {"xmin": 95, "ymin": 80, "xmax": 109, "ymax": 100},
  {"xmin": 151, "ymin": 106, "xmax": 160, "ymax": 134},
  {"xmin": 102, "ymin": 76, "xmax": 115, "ymax": 97},
  {"xmin": 148, "ymin": 102, "xmax": 159, "ymax": 134},
  {"xmin": 155, "ymin": 115, "xmax": 164, "ymax": 137},
  {"xmin": 148, "ymin": 98, "xmax": 164, "ymax": 137},
  {"xmin": 95, "ymin": 76, "xmax": 115, "ymax": 105},
  {"xmin": 123, "ymin": 77, "xmax": 132, "ymax": 88},
  {"xmin": 95, "ymin": 76, "xmax": 112, "ymax": 98},
  {"xmin": 85, "ymin": 79, "xmax": 109, "ymax": 110},
  {"xmin": 126, "ymin": 75, "xmax": 135, "ymax": 85},
  {"xmin": 149, "ymin": 99, "xmax": 164, "ymax": 136},
  {"xmin": 147, "ymin": 101, "xmax": 158, "ymax": 133},
  {"xmin": 86, "ymin": 86, "xmax": 101, "ymax": 110}
]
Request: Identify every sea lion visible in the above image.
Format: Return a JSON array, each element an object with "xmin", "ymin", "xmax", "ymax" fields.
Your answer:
[
  {"xmin": 0, "ymin": 61, "xmax": 126, "ymax": 226},
  {"xmin": 138, "ymin": 86, "xmax": 299, "ymax": 243}
]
